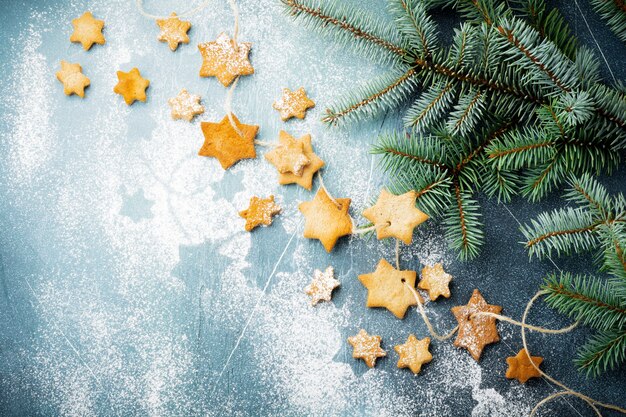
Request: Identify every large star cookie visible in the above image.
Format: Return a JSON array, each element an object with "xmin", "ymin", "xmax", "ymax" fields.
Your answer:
[
  {"xmin": 304, "ymin": 266, "xmax": 340, "ymax": 305},
  {"xmin": 265, "ymin": 131, "xmax": 310, "ymax": 176},
  {"xmin": 70, "ymin": 11, "xmax": 105, "ymax": 50},
  {"xmin": 113, "ymin": 68, "xmax": 150, "ymax": 105},
  {"xmin": 198, "ymin": 33, "xmax": 254, "ymax": 86},
  {"xmin": 505, "ymin": 348, "xmax": 543, "ymax": 383},
  {"xmin": 276, "ymin": 134, "xmax": 324, "ymax": 190},
  {"xmin": 347, "ymin": 329, "xmax": 386, "ymax": 368},
  {"xmin": 358, "ymin": 258, "xmax": 421, "ymax": 319},
  {"xmin": 363, "ymin": 189, "xmax": 429, "ymax": 244},
  {"xmin": 299, "ymin": 187, "xmax": 352, "ymax": 252},
  {"xmin": 239, "ymin": 195, "xmax": 281, "ymax": 232},
  {"xmin": 168, "ymin": 89, "xmax": 204, "ymax": 121},
  {"xmin": 156, "ymin": 13, "xmax": 191, "ymax": 51},
  {"xmin": 56, "ymin": 61, "xmax": 90, "ymax": 98},
  {"xmin": 199, "ymin": 114, "xmax": 258, "ymax": 169},
  {"xmin": 451, "ymin": 289, "xmax": 502, "ymax": 361},
  {"xmin": 394, "ymin": 334, "xmax": 432, "ymax": 374},
  {"xmin": 419, "ymin": 263, "xmax": 453, "ymax": 301},
  {"xmin": 273, "ymin": 87, "xmax": 315, "ymax": 121}
]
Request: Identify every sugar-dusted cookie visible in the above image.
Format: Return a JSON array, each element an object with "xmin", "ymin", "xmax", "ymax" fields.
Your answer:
[
  {"xmin": 362, "ymin": 189, "xmax": 429, "ymax": 244},
  {"xmin": 265, "ymin": 131, "xmax": 310, "ymax": 176},
  {"xmin": 505, "ymin": 348, "xmax": 543, "ymax": 383},
  {"xmin": 452, "ymin": 289, "xmax": 502, "ymax": 361},
  {"xmin": 56, "ymin": 61, "xmax": 90, "ymax": 98},
  {"xmin": 394, "ymin": 334, "xmax": 432, "ymax": 374},
  {"xmin": 70, "ymin": 11, "xmax": 105, "ymax": 51},
  {"xmin": 239, "ymin": 195, "xmax": 281, "ymax": 232},
  {"xmin": 419, "ymin": 263, "xmax": 453, "ymax": 301},
  {"xmin": 299, "ymin": 187, "xmax": 352, "ymax": 252},
  {"xmin": 347, "ymin": 329, "xmax": 386, "ymax": 368},
  {"xmin": 156, "ymin": 13, "xmax": 191, "ymax": 51},
  {"xmin": 277, "ymin": 134, "xmax": 324, "ymax": 190},
  {"xmin": 198, "ymin": 33, "xmax": 254, "ymax": 87},
  {"xmin": 113, "ymin": 68, "xmax": 150, "ymax": 105},
  {"xmin": 168, "ymin": 89, "xmax": 204, "ymax": 121},
  {"xmin": 358, "ymin": 258, "xmax": 421, "ymax": 319},
  {"xmin": 273, "ymin": 87, "xmax": 315, "ymax": 121},
  {"xmin": 304, "ymin": 266, "xmax": 340, "ymax": 305},
  {"xmin": 199, "ymin": 113, "xmax": 258, "ymax": 169}
]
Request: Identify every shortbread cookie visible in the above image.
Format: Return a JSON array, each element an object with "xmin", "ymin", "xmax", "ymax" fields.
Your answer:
[
  {"xmin": 70, "ymin": 12, "xmax": 105, "ymax": 50},
  {"xmin": 305, "ymin": 266, "xmax": 340, "ymax": 305},
  {"xmin": 394, "ymin": 334, "xmax": 432, "ymax": 374},
  {"xmin": 419, "ymin": 263, "xmax": 452, "ymax": 301},
  {"xmin": 265, "ymin": 131, "xmax": 310, "ymax": 176},
  {"xmin": 273, "ymin": 87, "xmax": 315, "ymax": 121},
  {"xmin": 198, "ymin": 33, "xmax": 254, "ymax": 86},
  {"xmin": 199, "ymin": 114, "xmax": 258, "ymax": 169},
  {"xmin": 347, "ymin": 329, "xmax": 386, "ymax": 368},
  {"xmin": 239, "ymin": 195, "xmax": 281, "ymax": 231},
  {"xmin": 277, "ymin": 134, "xmax": 324, "ymax": 190},
  {"xmin": 298, "ymin": 187, "xmax": 352, "ymax": 252},
  {"xmin": 156, "ymin": 13, "xmax": 191, "ymax": 51},
  {"xmin": 113, "ymin": 68, "xmax": 150, "ymax": 105},
  {"xmin": 506, "ymin": 349, "xmax": 543, "ymax": 383},
  {"xmin": 168, "ymin": 89, "xmax": 204, "ymax": 121},
  {"xmin": 56, "ymin": 61, "xmax": 90, "ymax": 98}
]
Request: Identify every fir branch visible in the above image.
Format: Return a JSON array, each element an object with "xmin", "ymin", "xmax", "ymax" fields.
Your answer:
[
  {"xmin": 389, "ymin": 0, "xmax": 439, "ymax": 58},
  {"xmin": 576, "ymin": 329, "xmax": 626, "ymax": 377},
  {"xmin": 404, "ymin": 81, "xmax": 457, "ymax": 132},
  {"xmin": 486, "ymin": 126, "xmax": 555, "ymax": 170},
  {"xmin": 590, "ymin": 0, "xmax": 626, "ymax": 43},
  {"xmin": 446, "ymin": 181, "xmax": 483, "ymax": 259}
]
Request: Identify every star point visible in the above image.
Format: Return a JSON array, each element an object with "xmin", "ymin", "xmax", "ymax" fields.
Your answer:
[
  {"xmin": 198, "ymin": 33, "xmax": 254, "ymax": 86},
  {"xmin": 199, "ymin": 113, "xmax": 258, "ymax": 169},
  {"xmin": 298, "ymin": 187, "xmax": 352, "ymax": 252}
]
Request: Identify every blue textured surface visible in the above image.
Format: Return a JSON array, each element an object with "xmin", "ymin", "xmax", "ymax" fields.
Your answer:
[{"xmin": 0, "ymin": 0, "xmax": 625, "ymax": 416}]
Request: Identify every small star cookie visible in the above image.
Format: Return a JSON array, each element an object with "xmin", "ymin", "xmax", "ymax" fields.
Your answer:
[
  {"xmin": 265, "ymin": 131, "xmax": 310, "ymax": 176},
  {"xmin": 347, "ymin": 329, "xmax": 386, "ymax": 368},
  {"xmin": 277, "ymin": 134, "xmax": 324, "ymax": 190},
  {"xmin": 56, "ymin": 61, "xmax": 90, "ymax": 98},
  {"xmin": 506, "ymin": 349, "xmax": 543, "ymax": 383},
  {"xmin": 362, "ymin": 189, "xmax": 429, "ymax": 244},
  {"xmin": 452, "ymin": 289, "xmax": 502, "ymax": 361},
  {"xmin": 273, "ymin": 87, "xmax": 315, "ymax": 121},
  {"xmin": 113, "ymin": 68, "xmax": 150, "ymax": 105},
  {"xmin": 156, "ymin": 13, "xmax": 191, "ymax": 51},
  {"xmin": 199, "ymin": 114, "xmax": 258, "ymax": 169},
  {"xmin": 239, "ymin": 195, "xmax": 281, "ymax": 232},
  {"xmin": 358, "ymin": 258, "xmax": 421, "ymax": 319},
  {"xmin": 168, "ymin": 89, "xmax": 204, "ymax": 121},
  {"xmin": 198, "ymin": 33, "xmax": 254, "ymax": 87},
  {"xmin": 305, "ymin": 266, "xmax": 340, "ymax": 305},
  {"xmin": 419, "ymin": 263, "xmax": 453, "ymax": 301},
  {"xmin": 394, "ymin": 334, "xmax": 432, "ymax": 374},
  {"xmin": 298, "ymin": 187, "xmax": 352, "ymax": 252},
  {"xmin": 70, "ymin": 11, "xmax": 105, "ymax": 51}
]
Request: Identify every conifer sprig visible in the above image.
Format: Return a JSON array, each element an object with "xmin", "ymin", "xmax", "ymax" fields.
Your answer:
[{"xmin": 590, "ymin": 0, "xmax": 626, "ymax": 44}]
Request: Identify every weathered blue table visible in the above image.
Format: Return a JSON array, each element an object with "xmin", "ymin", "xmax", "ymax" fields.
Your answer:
[{"xmin": 0, "ymin": 0, "xmax": 624, "ymax": 416}]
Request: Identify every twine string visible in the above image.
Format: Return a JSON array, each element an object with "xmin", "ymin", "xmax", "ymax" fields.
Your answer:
[
  {"xmin": 318, "ymin": 172, "xmax": 342, "ymax": 209},
  {"xmin": 405, "ymin": 283, "xmax": 459, "ymax": 341}
]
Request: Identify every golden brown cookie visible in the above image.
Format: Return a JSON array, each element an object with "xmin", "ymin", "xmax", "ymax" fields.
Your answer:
[
  {"xmin": 198, "ymin": 33, "xmax": 254, "ymax": 86},
  {"xmin": 347, "ymin": 329, "xmax": 386, "ymax": 368},
  {"xmin": 273, "ymin": 87, "xmax": 315, "ymax": 121},
  {"xmin": 394, "ymin": 334, "xmax": 432, "ymax": 374},
  {"xmin": 156, "ymin": 13, "xmax": 191, "ymax": 51},
  {"xmin": 277, "ymin": 134, "xmax": 324, "ymax": 190},
  {"xmin": 113, "ymin": 68, "xmax": 150, "ymax": 105},
  {"xmin": 358, "ymin": 258, "xmax": 421, "ymax": 319},
  {"xmin": 265, "ymin": 131, "xmax": 310, "ymax": 176},
  {"xmin": 505, "ymin": 349, "xmax": 543, "ymax": 383},
  {"xmin": 451, "ymin": 289, "xmax": 502, "ymax": 361},
  {"xmin": 298, "ymin": 188, "xmax": 352, "ymax": 252},
  {"xmin": 419, "ymin": 263, "xmax": 453, "ymax": 301},
  {"xmin": 70, "ymin": 11, "xmax": 105, "ymax": 51},
  {"xmin": 199, "ymin": 113, "xmax": 258, "ymax": 169},
  {"xmin": 362, "ymin": 189, "xmax": 429, "ymax": 244},
  {"xmin": 168, "ymin": 89, "xmax": 204, "ymax": 121},
  {"xmin": 239, "ymin": 195, "xmax": 281, "ymax": 232},
  {"xmin": 56, "ymin": 61, "xmax": 90, "ymax": 98},
  {"xmin": 304, "ymin": 266, "xmax": 340, "ymax": 305}
]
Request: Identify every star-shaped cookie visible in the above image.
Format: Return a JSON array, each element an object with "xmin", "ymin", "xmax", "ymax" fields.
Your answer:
[
  {"xmin": 168, "ymin": 89, "xmax": 204, "ymax": 121},
  {"xmin": 362, "ymin": 189, "xmax": 429, "ymax": 244},
  {"xmin": 239, "ymin": 195, "xmax": 281, "ymax": 232},
  {"xmin": 347, "ymin": 329, "xmax": 386, "ymax": 368},
  {"xmin": 113, "ymin": 68, "xmax": 150, "ymax": 105},
  {"xmin": 70, "ymin": 11, "xmax": 105, "ymax": 51},
  {"xmin": 156, "ymin": 13, "xmax": 191, "ymax": 51},
  {"xmin": 56, "ymin": 61, "xmax": 90, "ymax": 98},
  {"xmin": 394, "ymin": 334, "xmax": 432, "ymax": 374},
  {"xmin": 273, "ymin": 87, "xmax": 315, "ymax": 121},
  {"xmin": 265, "ymin": 131, "xmax": 310, "ymax": 176},
  {"xmin": 419, "ymin": 263, "xmax": 453, "ymax": 301},
  {"xmin": 452, "ymin": 289, "xmax": 502, "ymax": 361},
  {"xmin": 304, "ymin": 266, "xmax": 340, "ymax": 305},
  {"xmin": 198, "ymin": 33, "xmax": 254, "ymax": 86},
  {"xmin": 358, "ymin": 258, "xmax": 421, "ymax": 319},
  {"xmin": 506, "ymin": 348, "xmax": 543, "ymax": 383},
  {"xmin": 277, "ymin": 134, "xmax": 324, "ymax": 190},
  {"xmin": 199, "ymin": 114, "xmax": 258, "ymax": 169},
  {"xmin": 298, "ymin": 188, "xmax": 352, "ymax": 252}
]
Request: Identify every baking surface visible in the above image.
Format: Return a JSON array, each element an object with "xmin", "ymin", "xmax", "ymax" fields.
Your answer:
[{"xmin": 0, "ymin": 0, "xmax": 625, "ymax": 416}]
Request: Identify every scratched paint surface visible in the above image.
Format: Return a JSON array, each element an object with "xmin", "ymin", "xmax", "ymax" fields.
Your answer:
[{"xmin": 0, "ymin": 0, "xmax": 624, "ymax": 416}]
